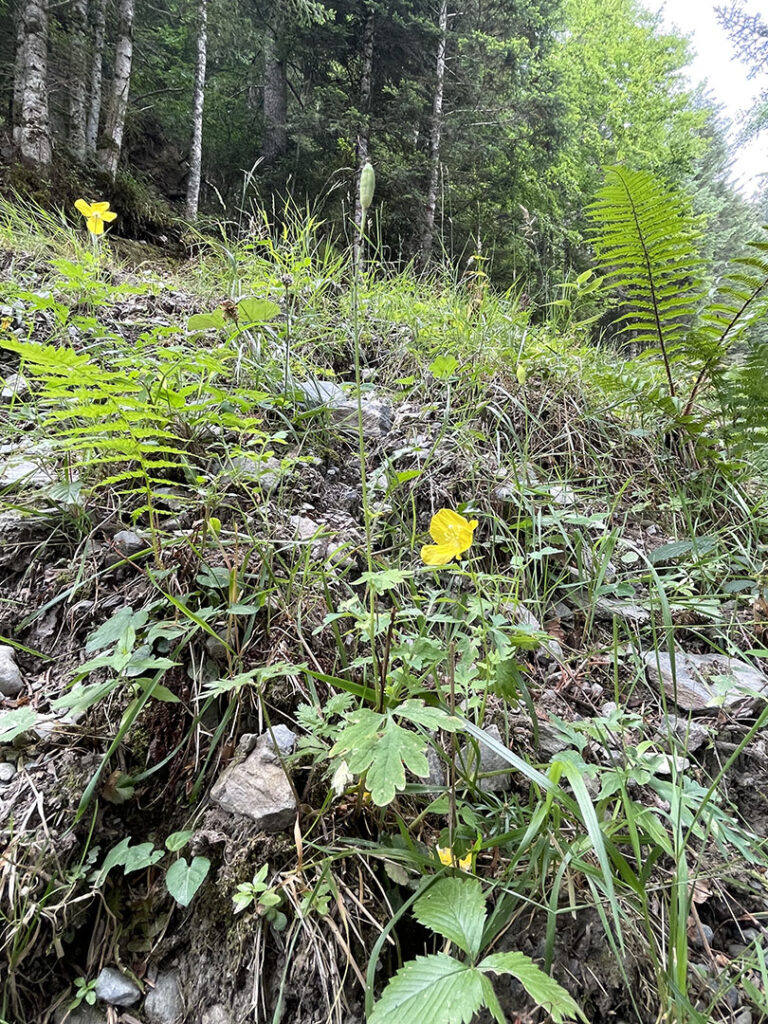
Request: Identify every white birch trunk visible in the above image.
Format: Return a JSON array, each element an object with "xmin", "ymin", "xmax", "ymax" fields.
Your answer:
[
  {"xmin": 68, "ymin": 0, "xmax": 88, "ymax": 158},
  {"xmin": 86, "ymin": 0, "xmax": 107, "ymax": 154},
  {"xmin": 19, "ymin": 0, "xmax": 52, "ymax": 170},
  {"xmin": 420, "ymin": 0, "xmax": 448, "ymax": 260},
  {"xmin": 185, "ymin": 0, "xmax": 208, "ymax": 220},
  {"xmin": 98, "ymin": 0, "xmax": 135, "ymax": 178},
  {"xmin": 353, "ymin": 7, "xmax": 374, "ymax": 268}
]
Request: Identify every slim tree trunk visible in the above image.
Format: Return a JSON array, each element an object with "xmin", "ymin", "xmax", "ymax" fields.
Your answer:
[
  {"xmin": 260, "ymin": 19, "xmax": 287, "ymax": 167},
  {"xmin": 86, "ymin": 0, "xmax": 107, "ymax": 154},
  {"xmin": 353, "ymin": 6, "xmax": 374, "ymax": 267},
  {"xmin": 68, "ymin": 0, "xmax": 88, "ymax": 158},
  {"xmin": 98, "ymin": 0, "xmax": 135, "ymax": 178},
  {"xmin": 186, "ymin": 0, "xmax": 208, "ymax": 220},
  {"xmin": 19, "ymin": 0, "xmax": 52, "ymax": 171},
  {"xmin": 12, "ymin": 3, "xmax": 25, "ymax": 146},
  {"xmin": 420, "ymin": 0, "xmax": 448, "ymax": 260}
]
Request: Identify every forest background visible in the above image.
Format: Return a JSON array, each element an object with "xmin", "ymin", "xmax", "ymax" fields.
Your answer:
[{"xmin": 1, "ymin": 0, "xmax": 767, "ymax": 290}]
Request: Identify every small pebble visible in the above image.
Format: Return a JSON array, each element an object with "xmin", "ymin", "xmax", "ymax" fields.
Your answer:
[
  {"xmin": 0, "ymin": 762, "xmax": 16, "ymax": 784},
  {"xmin": 0, "ymin": 646, "xmax": 24, "ymax": 697}
]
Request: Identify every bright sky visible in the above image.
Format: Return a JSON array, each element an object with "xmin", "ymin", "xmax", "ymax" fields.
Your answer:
[{"xmin": 641, "ymin": 0, "xmax": 767, "ymax": 197}]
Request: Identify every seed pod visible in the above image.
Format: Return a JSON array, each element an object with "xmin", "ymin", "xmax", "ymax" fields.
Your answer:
[{"xmin": 359, "ymin": 162, "xmax": 375, "ymax": 212}]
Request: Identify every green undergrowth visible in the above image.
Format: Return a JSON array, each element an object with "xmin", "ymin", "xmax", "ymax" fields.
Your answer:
[{"xmin": 2, "ymin": 187, "xmax": 768, "ymax": 1024}]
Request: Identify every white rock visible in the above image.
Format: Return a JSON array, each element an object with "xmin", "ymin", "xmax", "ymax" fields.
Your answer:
[
  {"xmin": 0, "ymin": 646, "xmax": 23, "ymax": 697},
  {"xmin": 0, "ymin": 762, "xmax": 17, "ymax": 784},
  {"xmin": 644, "ymin": 650, "xmax": 768, "ymax": 711},
  {"xmin": 1, "ymin": 372, "xmax": 28, "ymax": 400},
  {"xmin": 94, "ymin": 966, "xmax": 141, "ymax": 1007}
]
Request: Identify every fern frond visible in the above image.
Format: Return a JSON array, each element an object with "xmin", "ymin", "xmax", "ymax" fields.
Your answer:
[{"xmin": 589, "ymin": 166, "xmax": 707, "ymax": 396}]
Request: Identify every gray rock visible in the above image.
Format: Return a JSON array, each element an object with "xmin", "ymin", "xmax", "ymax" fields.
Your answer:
[
  {"xmin": 0, "ymin": 646, "xmax": 23, "ymax": 697},
  {"xmin": 54, "ymin": 1004, "xmax": 107, "ymax": 1024},
  {"xmin": 94, "ymin": 967, "xmax": 141, "ymax": 1007},
  {"xmin": 210, "ymin": 728, "xmax": 297, "ymax": 831},
  {"xmin": 329, "ymin": 399, "xmax": 392, "ymax": 438},
  {"xmin": 1, "ymin": 372, "xmax": 28, "ymax": 400},
  {"xmin": 0, "ymin": 762, "xmax": 16, "ymax": 784},
  {"xmin": 644, "ymin": 650, "xmax": 768, "ymax": 711},
  {"xmin": 462, "ymin": 724, "xmax": 511, "ymax": 792},
  {"xmin": 425, "ymin": 746, "xmax": 446, "ymax": 789},
  {"xmin": 593, "ymin": 596, "xmax": 650, "ymax": 625},
  {"xmin": 0, "ymin": 456, "xmax": 54, "ymax": 488},
  {"xmin": 493, "ymin": 463, "xmax": 541, "ymax": 501},
  {"xmin": 112, "ymin": 530, "xmax": 146, "ymax": 556},
  {"xmin": 144, "ymin": 970, "xmax": 183, "ymax": 1024},
  {"xmin": 230, "ymin": 455, "xmax": 283, "ymax": 493},
  {"xmin": 205, "ymin": 634, "xmax": 229, "ymax": 663},
  {"xmin": 288, "ymin": 515, "xmax": 354, "ymax": 567},
  {"xmin": 256, "ymin": 724, "xmax": 297, "ymax": 759},
  {"xmin": 202, "ymin": 1006, "xmax": 229, "ymax": 1024},
  {"xmin": 537, "ymin": 721, "xmax": 569, "ymax": 760},
  {"xmin": 658, "ymin": 715, "xmax": 710, "ymax": 753},
  {"xmin": 734, "ymin": 1010, "xmax": 752, "ymax": 1024}
]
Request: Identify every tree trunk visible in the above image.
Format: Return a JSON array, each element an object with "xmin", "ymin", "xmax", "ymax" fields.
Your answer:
[
  {"xmin": 186, "ymin": 0, "xmax": 208, "ymax": 220},
  {"xmin": 420, "ymin": 0, "xmax": 448, "ymax": 261},
  {"xmin": 18, "ymin": 0, "xmax": 52, "ymax": 171},
  {"xmin": 68, "ymin": 0, "xmax": 88, "ymax": 158},
  {"xmin": 260, "ymin": 19, "xmax": 287, "ymax": 167},
  {"xmin": 12, "ymin": 3, "xmax": 25, "ymax": 146},
  {"xmin": 86, "ymin": 0, "xmax": 107, "ymax": 154},
  {"xmin": 98, "ymin": 0, "xmax": 135, "ymax": 178},
  {"xmin": 353, "ymin": 6, "xmax": 375, "ymax": 267}
]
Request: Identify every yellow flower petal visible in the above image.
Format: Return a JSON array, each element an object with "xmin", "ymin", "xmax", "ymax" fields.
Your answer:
[
  {"xmin": 91, "ymin": 201, "xmax": 112, "ymax": 213},
  {"xmin": 422, "ymin": 509, "xmax": 478, "ymax": 566},
  {"xmin": 75, "ymin": 198, "xmax": 93, "ymax": 217},
  {"xmin": 457, "ymin": 852, "xmax": 472, "ymax": 872},
  {"xmin": 421, "ymin": 542, "xmax": 459, "ymax": 566},
  {"xmin": 87, "ymin": 216, "xmax": 105, "ymax": 235},
  {"xmin": 101, "ymin": 210, "xmax": 117, "ymax": 222},
  {"xmin": 437, "ymin": 846, "xmax": 453, "ymax": 867}
]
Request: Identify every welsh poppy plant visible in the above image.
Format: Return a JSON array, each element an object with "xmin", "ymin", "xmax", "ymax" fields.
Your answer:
[
  {"xmin": 75, "ymin": 199, "xmax": 117, "ymax": 236},
  {"xmin": 421, "ymin": 508, "xmax": 478, "ymax": 566}
]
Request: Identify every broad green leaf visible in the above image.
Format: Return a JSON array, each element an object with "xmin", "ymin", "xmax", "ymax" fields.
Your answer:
[
  {"xmin": 0, "ymin": 706, "xmax": 39, "ymax": 743},
  {"xmin": 237, "ymin": 298, "xmax": 280, "ymax": 323},
  {"xmin": 368, "ymin": 953, "xmax": 484, "ymax": 1024},
  {"xmin": 480, "ymin": 951, "xmax": 584, "ymax": 1022},
  {"xmin": 188, "ymin": 311, "xmax": 226, "ymax": 331},
  {"xmin": 353, "ymin": 569, "xmax": 412, "ymax": 594},
  {"xmin": 166, "ymin": 856, "xmax": 210, "ymax": 907},
  {"xmin": 94, "ymin": 836, "xmax": 132, "ymax": 886},
  {"xmin": 413, "ymin": 877, "xmax": 486, "ymax": 958},
  {"xmin": 429, "ymin": 355, "xmax": 460, "ymax": 379},
  {"xmin": 165, "ymin": 830, "xmax": 193, "ymax": 852},
  {"xmin": 85, "ymin": 606, "xmax": 146, "ymax": 654},
  {"xmin": 123, "ymin": 843, "xmax": 163, "ymax": 874}
]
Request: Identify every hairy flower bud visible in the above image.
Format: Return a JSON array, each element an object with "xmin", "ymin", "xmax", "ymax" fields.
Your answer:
[{"xmin": 359, "ymin": 162, "xmax": 375, "ymax": 212}]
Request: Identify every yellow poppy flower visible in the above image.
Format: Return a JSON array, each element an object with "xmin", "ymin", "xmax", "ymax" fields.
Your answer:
[
  {"xmin": 437, "ymin": 846, "xmax": 472, "ymax": 871},
  {"xmin": 75, "ymin": 199, "xmax": 117, "ymax": 236},
  {"xmin": 421, "ymin": 508, "xmax": 478, "ymax": 566}
]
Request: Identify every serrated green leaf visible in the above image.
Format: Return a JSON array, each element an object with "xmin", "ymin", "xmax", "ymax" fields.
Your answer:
[
  {"xmin": 165, "ymin": 856, "xmax": 210, "ymax": 907},
  {"xmin": 368, "ymin": 953, "xmax": 484, "ymax": 1024},
  {"xmin": 479, "ymin": 951, "xmax": 584, "ymax": 1022},
  {"xmin": 413, "ymin": 877, "xmax": 486, "ymax": 958},
  {"xmin": 397, "ymin": 700, "xmax": 461, "ymax": 732}
]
